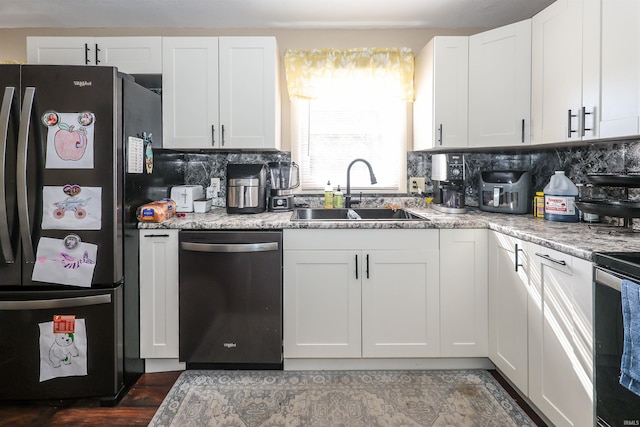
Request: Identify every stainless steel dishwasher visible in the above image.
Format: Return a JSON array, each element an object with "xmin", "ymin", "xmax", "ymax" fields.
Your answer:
[{"xmin": 178, "ymin": 231, "xmax": 282, "ymax": 369}]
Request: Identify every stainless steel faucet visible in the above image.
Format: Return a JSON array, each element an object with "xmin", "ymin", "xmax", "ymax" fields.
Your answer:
[{"xmin": 345, "ymin": 158, "xmax": 377, "ymax": 208}]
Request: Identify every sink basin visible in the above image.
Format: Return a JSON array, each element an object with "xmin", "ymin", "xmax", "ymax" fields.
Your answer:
[{"xmin": 291, "ymin": 208, "xmax": 428, "ymax": 221}]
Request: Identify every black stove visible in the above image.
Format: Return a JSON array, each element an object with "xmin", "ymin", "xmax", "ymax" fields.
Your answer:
[
  {"xmin": 593, "ymin": 251, "xmax": 640, "ymax": 427},
  {"xmin": 594, "ymin": 252, "xmax": 640, "ymax": 279}
]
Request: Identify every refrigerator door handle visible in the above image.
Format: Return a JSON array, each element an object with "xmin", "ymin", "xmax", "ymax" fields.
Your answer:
[
  {"xmin": 0, "ymin": 293, "xmax": 112, "ymax": 310},
  {"xmin": 17, "ymin": 87, "xmax": 36, "ymax": 263},
  {"xmin": 0, "ymin": 87, "xmax": 16, "ymax": 263}
]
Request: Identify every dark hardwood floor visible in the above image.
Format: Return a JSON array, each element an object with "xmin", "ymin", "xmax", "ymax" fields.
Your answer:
[
  {"xmin": 0, "ymin": 371, "xmax": 181, "ymax": 427},
  {"xmin": 0, "ymin": 370, "xmax": 546, "ymax": 426}
]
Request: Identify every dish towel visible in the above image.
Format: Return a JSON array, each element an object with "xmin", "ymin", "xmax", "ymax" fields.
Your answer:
[{"xmin": 620, "ymin": 279, "xmax": 640, "ymax": 396}]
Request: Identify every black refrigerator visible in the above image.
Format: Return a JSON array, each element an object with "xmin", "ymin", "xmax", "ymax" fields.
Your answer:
[{"xmin": 0, "ymin": 65, "xmax": 162, "ymax": 403}]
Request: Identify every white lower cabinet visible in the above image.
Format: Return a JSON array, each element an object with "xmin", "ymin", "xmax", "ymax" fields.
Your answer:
[
  {"xmin": 283, "ymin": 229, "xmax": 439, "ymax": 359},
  {"xmin": 139, "ymin": 230, "xmax": 181, "ymax": 364},
  {"xmin": 488, "ymin": 230, "xmax": 594, "ymax": 427},
  {"xmin": 527, "ymin": 242, "xmax": 594, "ymax": 427},
  {"xmin": 440, "ymin": 229, "xmax": 488, "ymax": 357},
  {"xmin": 488, "ymin": 231, "xmax": 530, "ymax": 393}
]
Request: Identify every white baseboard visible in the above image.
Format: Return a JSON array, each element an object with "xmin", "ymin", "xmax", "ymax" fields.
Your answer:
[
  {"xmin": 283, "ymin": 358, "xmax": 495, "ymax": 371},
  {"xmin": 145, "ymin": 358, "xmax": 186, "ymax": 373}
]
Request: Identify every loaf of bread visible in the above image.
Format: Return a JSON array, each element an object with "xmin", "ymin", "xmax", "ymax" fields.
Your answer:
[{"xmin": 137, "ymin": 199, "xmax": 177, "ymax": 222}]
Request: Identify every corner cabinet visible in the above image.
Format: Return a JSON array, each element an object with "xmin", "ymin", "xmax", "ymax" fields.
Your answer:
[
  {"xmin": 413, "ymin": 37, "xmax": 468, "ymax": 149},
  {"xmin": 468, "ymin": 19, "xmax": 531, "ymax": 147},
  {"xmin": 527, "ymin": 243, "xmax": 593, "ymax": 427},
  {"xmin": 440, "ymin": 229, "xmax": 488, "ymax": 357},
  {"xmin": 283, "ymin": 229, "xmax": 439, "ymax": 359},
  {"xmin": 139, "ymin": 229, "xmax": 180, "ymax": 360},
  {"xmin": 26, "ymin": 37, "xmax": 162, "ymax": 74},
  {"xmin": 162, "ymin": 36, "xmax": 281, "ymax": 150}
]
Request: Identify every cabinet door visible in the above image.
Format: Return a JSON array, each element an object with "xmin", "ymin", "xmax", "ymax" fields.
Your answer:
[
  {"xmin": 361, "ymin": 248, "xmax": 439, "ymax": 358},
  {"xmin": 139, "ymin": 230, "xmax": 179, "ymax": 358},
  {"xmin": 413, "ymin": 37, "xmax": 468, "ymax": 149},
  {"xmin": 218, "ymin": 37, "xmax": 280, "ymax": 150},
  {"xmin": 440, "ymin": 229, "xmax": 488, "ymax": 357},
  {"xmin": 27, "ymin": 37, "xmax": 93, "ymax": 66},
  {"xmin": 599, "ymin": 1, "xmax": 640, "ymax": 138},
  {"xmin": 283, "ymin": 250, "xmax": 361, "ymax": 358},
  {"xmin": 488, "ymin": 231, "xmax": 529, "ymax": 393},
  {"xmin": 469, "ymin": 20, "xmax": 531, "ymax": 147},
  {"xmin": 433, "ymin": 37, "xmax": 469, "ymax": 148},
  {"xmin": 531, "ymin": 0, "xmax": 584, "ymax": 144},
  {"xmin": 527, "ymin": 244, "xmax": 593, "ymax": 427},
  {"xmin": 94, "ymin": 37, "xmax": 162, "ymax": 74},
  {"xmin": 162, "ymin": 37, "xmax": 220, "ymax": 149}
]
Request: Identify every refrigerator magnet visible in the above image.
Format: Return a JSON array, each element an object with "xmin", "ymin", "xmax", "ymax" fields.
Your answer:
[{"xmin": 45, "ymin": 112, "xmax": 95, "ymax": 169}]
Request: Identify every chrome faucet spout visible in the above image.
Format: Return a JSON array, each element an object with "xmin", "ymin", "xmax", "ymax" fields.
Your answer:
[{"xmin": 345, "ymin": 158, "xmax": 377, "ymax": 208}]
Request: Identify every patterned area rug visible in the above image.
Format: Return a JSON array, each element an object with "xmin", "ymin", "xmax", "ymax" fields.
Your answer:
[{"xmin": 149, "ymin": 369, "xmax": 537, "ymax": 427}]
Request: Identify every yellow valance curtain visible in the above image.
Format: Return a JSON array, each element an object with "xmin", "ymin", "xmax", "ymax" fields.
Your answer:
[{"xmin": 283, "ymin": 47, "xmax": 414, "ymax": 102}]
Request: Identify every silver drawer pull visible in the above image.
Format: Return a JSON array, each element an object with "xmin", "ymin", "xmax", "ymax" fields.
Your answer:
[
  {"xmin": 0, "ymin": 294, "xmax": 111, "ymax": 310},
  {"xmin": 535, "ymin": 252, "xmax": 567, "ymax": 266},
  {"xmin": 181, "ymin": 241, "xmax": 278, "ymax": 253}
]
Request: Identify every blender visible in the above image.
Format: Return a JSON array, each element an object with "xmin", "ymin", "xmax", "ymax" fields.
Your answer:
[{"xmin": 267, "ymin": 161, "xmax": 300, "ymax": 211}]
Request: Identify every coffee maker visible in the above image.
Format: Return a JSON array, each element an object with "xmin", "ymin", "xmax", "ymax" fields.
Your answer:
[
  {"xmin": 267, "ymin": 161, "xmax": 300, "ymax": 211},
  {"xmin": 226, "ymin": 164, "xmax": 267, "ymax": 214},
  {"xmin": 431, "ymin": 153, "xmax": 467, "ymax": 213}
]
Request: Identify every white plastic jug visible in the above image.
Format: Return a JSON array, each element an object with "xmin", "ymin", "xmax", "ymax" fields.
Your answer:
[{"xmin": 543, "ymin": 171, "xmax": 579, "ymax": 222}]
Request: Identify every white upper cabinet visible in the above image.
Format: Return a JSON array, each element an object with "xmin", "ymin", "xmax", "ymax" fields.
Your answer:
[
  {"xmin": 413, "ymin": 36, "xmax": 469, "ymax": 149},
  {"xmin": 531, "ymin": 0, "xmax": 600, "ymax": 144},
  {"xmin": 162, "ymin": 36, "xmax": 281, "ymax": 150},
  {"xmin": 26, "ymin": 37, "xmax": 162, "ymax": 74},
  {"xmin": 599, "ymin": 1, "xmax": 640, "ymax": 138},
  {"xmin": 468, "ymin": 20, "xmax": 532, "ymax": 147}
]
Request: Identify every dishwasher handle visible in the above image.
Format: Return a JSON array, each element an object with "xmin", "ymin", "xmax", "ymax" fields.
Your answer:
[{"xmin": 181, "ymin": 241, "xmax": 279, "ymax": 253}]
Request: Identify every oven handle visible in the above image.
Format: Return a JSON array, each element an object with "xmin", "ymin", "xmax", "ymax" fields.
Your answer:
[
  {"xmin": 595, "ymin": 268, "xmax": 624, "ymax": 292},
  {"xmin": 181, "ymin": 241, "xmax": 279, "ymax": 253},
  {"xmin": 0, "ymin": 294, "xmax": 112, "ymax": 310}
]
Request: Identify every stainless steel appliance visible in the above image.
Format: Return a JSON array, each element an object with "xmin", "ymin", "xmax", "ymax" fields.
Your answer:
[
  {"xmin": 0, "ymin": 64, "xmax": 161, "ymax": 402},
  {"xmin": 594, "ymin": 252, "xmax": 640, "ymax": 426},
  {"xmin": 479, "ymin": 170, "xmax": 532, "ymax": 214},
  {"xmin": 267, "ymin": 161, "xmax": 299, "ymax": 212},
  {"xmin": 178, "ymin": 231, "xmax": 282, "ymax": 368},
  {"xmin": 226, "ymin": 164, "xmax": 267, "ymax": 214},
  {"xmin": 431, "ymin": 153, "xmax": 466, "ymax": 213}
]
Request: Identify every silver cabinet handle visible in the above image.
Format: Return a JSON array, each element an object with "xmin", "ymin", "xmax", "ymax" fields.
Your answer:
[
  {"xmin": 17, "ymin": 87, "xmax": 36, "ymax": 263},
  {"xmin": 181, "ymin": 241, "xmax": 278, "ymax": 253},
  {"xmin": 521, "ymin": 119, "xmax": 525, "ymax": 143},
  {"xmin": 438, "ymin": 124, "xmax": 443, "ymax": 145},
  {"xmin": 0, "ymin": 294, "xmax": 111, "ymax": 310},
  {"xmin": 535, "ymin": 252, "xmax": 567, "ymax": 266},
  {"xmin": 211, "ymin": 124, "xmax": 215, "ymax": 146},
  {"xmin": 144, "ymin": 234, "xmax": 170, "ymax": 238},
  {"xmin": 0, "ymin": 87, "xmax": 15, "ymax": 263},
  {"xmin": 567, "ymin": 109, "xmax": 577, "ymax": 138},
  {"xmin": 355, "ymin": 254, "xmax": 358, "ymax": 279},
  {"xmin": 366, "ymin": 254, "xmax": 370, "ymax": 279},
  {"xmin": 221, "ymin": 124, "xmax": 225, "ymax": 147}
]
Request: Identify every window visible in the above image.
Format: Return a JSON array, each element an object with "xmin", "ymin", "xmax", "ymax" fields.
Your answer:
[
  {"xmin": 292, "ymin": 98, "xmax": 407, "ymax": 192},
  {"xmin": 284, "ymin": 48, "xmax": 414, "ymax": 193}
]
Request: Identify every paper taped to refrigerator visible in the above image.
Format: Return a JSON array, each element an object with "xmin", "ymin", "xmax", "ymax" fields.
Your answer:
[
  {"xmin": 44, "ymin": 112, "xmax": 95, "ymax": 169},
  {"xmin": 39, "ymin": 318, "xmax": 87, "ymax": 382},
  {"xmin": 42, "ymin": 186, "xmax": 102, "ymax": 230},
  {"xmin": 32, "ymin": 237, "xmax": 98, "ymax": 287}
]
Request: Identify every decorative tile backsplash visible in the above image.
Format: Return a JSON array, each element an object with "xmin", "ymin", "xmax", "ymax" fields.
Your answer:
[{"xmin": 150, "ymin": 138, "xmax": 640, "ymax": 206}]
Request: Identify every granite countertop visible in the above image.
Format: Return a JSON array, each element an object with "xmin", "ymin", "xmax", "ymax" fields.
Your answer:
[{"xmin": 139, "ymin": 206, "xmax": 640, "ymax": 261}]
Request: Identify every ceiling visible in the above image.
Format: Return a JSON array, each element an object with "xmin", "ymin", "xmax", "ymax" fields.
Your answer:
[{"xmin": 0, "ymin": 0, "xmax": 555, "ymax": 30}]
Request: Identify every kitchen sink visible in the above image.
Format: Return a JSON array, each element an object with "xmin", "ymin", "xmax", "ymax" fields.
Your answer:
[{"xmin": 291, "ymin": 208, "xmax": 428, "ymax": 221}]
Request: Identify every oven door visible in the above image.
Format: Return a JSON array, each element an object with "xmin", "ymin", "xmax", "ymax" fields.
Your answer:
[{"xmin": 594, "ymin": 267, "xmax": 640, "ymax": 427}]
